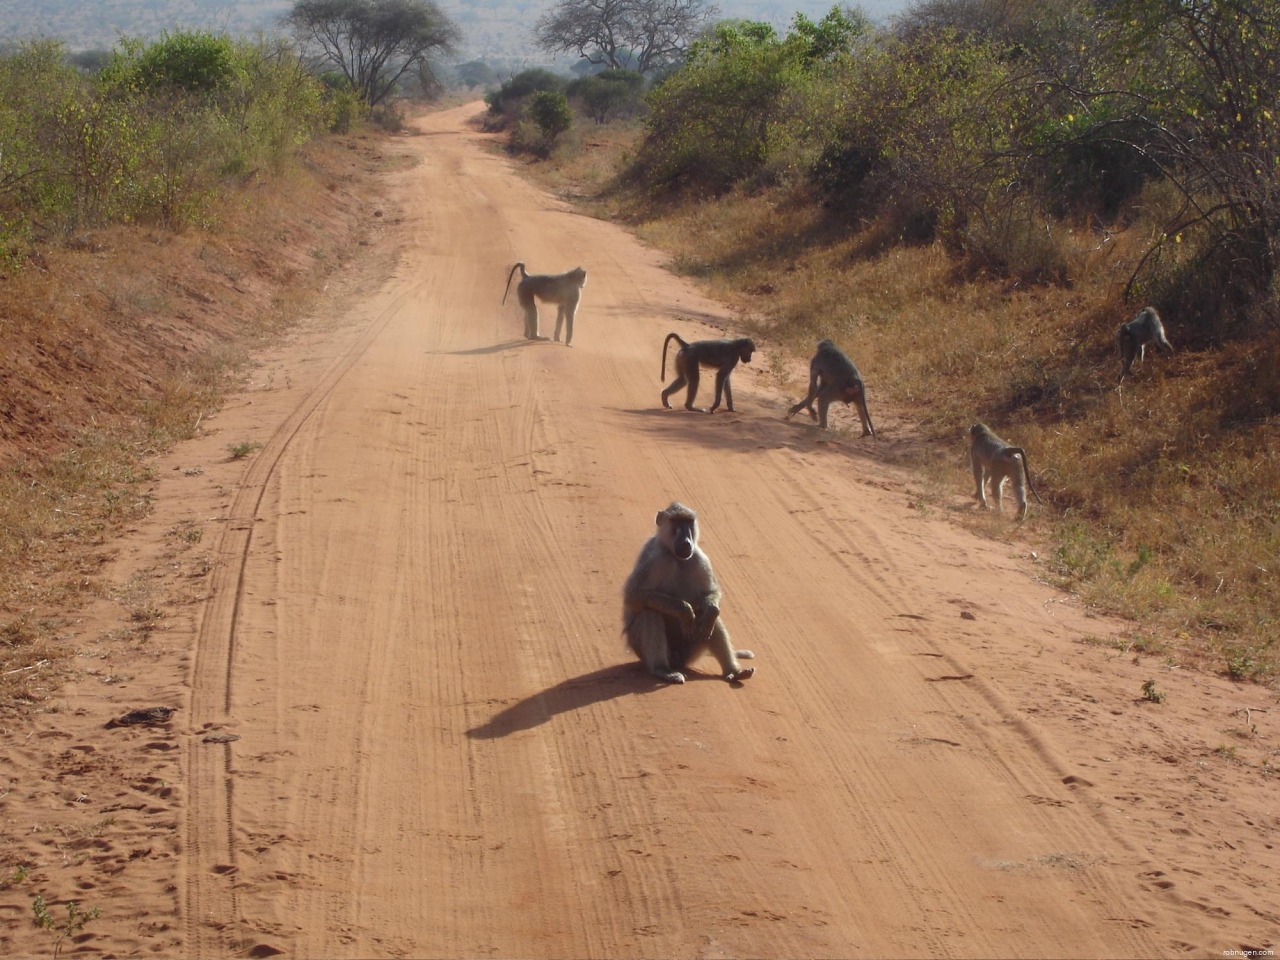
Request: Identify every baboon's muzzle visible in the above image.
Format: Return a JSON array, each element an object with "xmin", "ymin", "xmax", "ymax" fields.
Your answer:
[{"xmin": 673, "ymin": 527, "xmax": 695, "ymax": 560}]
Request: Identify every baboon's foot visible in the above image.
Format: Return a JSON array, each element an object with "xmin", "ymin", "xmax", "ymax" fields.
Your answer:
[
  {"xmin": 656, "ymin": 669, "xmax": 686, "ymax": 684},
  {"xmin": 685, "ymin": 405, "xmax": 708, "ymax": 413},
  {"xmin": 725, "ymin": 667, "xmax": 754, "ymax": 682}
]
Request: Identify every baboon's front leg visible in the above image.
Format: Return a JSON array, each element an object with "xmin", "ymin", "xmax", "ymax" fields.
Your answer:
[
  {"xmin": 710, "ymin": 371, "xmax": 733, "ymax": 413},
  {"xmin": 706, "ymin": 619, "xmax": 754, "ymax": 682}
]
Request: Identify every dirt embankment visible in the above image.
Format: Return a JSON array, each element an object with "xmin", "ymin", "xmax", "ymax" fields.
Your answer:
[{"xmin": 0, "ymin": 103, "xmax": 1277, "ymax": 959}]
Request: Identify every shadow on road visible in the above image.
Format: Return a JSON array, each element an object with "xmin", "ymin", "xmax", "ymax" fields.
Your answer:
[
  {"xmin": 443, "ymin": 338, "xmax": 550, "ymax": 356},
  {"xmin": 465, "ymin": 661, "xmax": 721, "ymax": 740}
]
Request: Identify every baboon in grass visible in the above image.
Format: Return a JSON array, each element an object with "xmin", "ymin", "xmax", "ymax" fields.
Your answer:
[
  {"xmin": 969, "ymin": 423, "xmax": 1042, "ymax": 521},
  {"xmin": 660, "ymin": 333, "xmax": 755, "ymax": 413},
  {"xmin": 502, "ymin": 262, "xmax": 587, "ymax": 345},
  {"xmin": 786, "ymin": 339, "xmax": 876, "ymax": 437},
  {"xmin": 1117, "ymin": 306, "xmax": 1173, "ymax": 382},
  {"xmin": 622, "ymin": 503, "xmax": 755, "ymax": 684}
]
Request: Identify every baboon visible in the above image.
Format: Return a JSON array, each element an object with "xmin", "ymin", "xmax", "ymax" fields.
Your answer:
[
  {"xmin": 660, "ymin": 333, "xmax": 756, "ymax": 413},
  {"xmin": 502, "ymin": 262, "xmax": 588, "ymax": 345},
  {"xmin": 785, "ymin": 339, "xmax": 876, "ymax": 437},
  {"xmin": 969, "ymin": 423, "xmax": 1042, "ymax": 521},
  {"xmin": 622, "ymin": 502, "xmax": 755, "ymax": 684},
  {"xmin": 1117, "ymin": 306, "xmax": 1173, "ymax": 382}
]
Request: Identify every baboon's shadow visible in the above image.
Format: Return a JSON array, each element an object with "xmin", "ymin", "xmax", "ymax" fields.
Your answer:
[
  {"xmin": 466, "ymin": 662, "xmax": 715, "ymax": 740},
  {"xmin": 444, "ymin": 338, "xmax": 544, "ymax": 356}
]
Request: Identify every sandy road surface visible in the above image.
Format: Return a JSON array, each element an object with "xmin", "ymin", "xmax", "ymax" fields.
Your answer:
[{"xmin": 4, "ymin": 102, "xmax": 1276, "ymax": 959}]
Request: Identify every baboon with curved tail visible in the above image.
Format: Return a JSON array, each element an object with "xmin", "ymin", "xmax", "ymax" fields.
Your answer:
[
  {"xmin": 502, "ymin": 262, "xmax": 587, "ymax": 345},
  {"xmin": 660, "ymin": 333, "xmax": 755, "ymax": 413}
]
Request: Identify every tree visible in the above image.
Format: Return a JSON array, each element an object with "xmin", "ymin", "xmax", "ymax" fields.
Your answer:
[
  {"xmin": 285, "ymin": 0, "xmax": 459, "ymax": 108},
  {"xmin": 536, "ymin": 0, "xmax": 719, "ymax": 74}
]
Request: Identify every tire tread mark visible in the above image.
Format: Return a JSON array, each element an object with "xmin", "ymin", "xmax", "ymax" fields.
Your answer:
[{"xmin": 182, "ymin": 282, "xmax": 423, "ymax": 958}]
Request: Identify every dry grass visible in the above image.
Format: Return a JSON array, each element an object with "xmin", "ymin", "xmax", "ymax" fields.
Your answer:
[
  {"xmin": 524, "ymin": 126, "xmax": 1279, "ymax": 687},
  {"xmin": 0, "ymin": 131, "xmax": 391, "ymax": 716}
]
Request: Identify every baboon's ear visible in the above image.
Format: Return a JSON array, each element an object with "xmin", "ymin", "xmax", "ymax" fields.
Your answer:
[{"xmin": 655, "ymin": 510, "xmax": 664, "ymax": 526}]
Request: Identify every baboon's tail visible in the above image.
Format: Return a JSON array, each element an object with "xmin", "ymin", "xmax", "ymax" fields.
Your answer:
[
  {"xmin": 1010, "ymin": 448, "xmax": 1043, "ymax": 503},
  {"xmin": 661, "ymin": 333, "xmax": 686, "ymax": 380},
  {"xmin": 502, "ymin": 262, "xmax": 527, "ymax": 305}
]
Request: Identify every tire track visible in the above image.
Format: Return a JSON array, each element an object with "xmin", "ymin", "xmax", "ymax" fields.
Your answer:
[{"xmin": 181, "ymin": 279, "xmax": 426, "ymax": 957}]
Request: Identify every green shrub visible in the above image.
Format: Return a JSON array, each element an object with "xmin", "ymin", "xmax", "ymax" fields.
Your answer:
[
  {"xmin": 484, "ymin": 68, "xmax": 567, "ymax": 118},
  {"xmin": 636, "ymin": 8, "xmax": 866, "ymax": 194},
  {"xmin": 530, "ymin": 90, "xmax": 572, "ymax": 140},
  {"xmin": 567, "ymin": 69, "xmax": 644, "ymax": 123},
  {"xmin": 0, "ymin": 34, "xmax": 326, "ymax": 249}
]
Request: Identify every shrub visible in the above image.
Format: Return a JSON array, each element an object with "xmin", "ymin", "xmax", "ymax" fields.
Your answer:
[
  {"xmin": 530, "ymin": 90, "xmax": 572, "ymax": 140},
  {"xmin": 484, "ymin": 68, "xmax": 567, "ymax": 120},
  {"xmin": 567, "ymin": 69, "xmax": 644, "ymax": 123}
]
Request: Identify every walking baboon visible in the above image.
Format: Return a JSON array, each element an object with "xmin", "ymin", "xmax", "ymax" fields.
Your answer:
[
  {"xmin": 786, "ymin": 339, "xmax": 876, "ymax": 436},
  {"xmin": 969, "ymin": 423, "xmax": 1042, "ymax": 521},
  {"xmin": 622, "ymin": 502, "xmax": 755, "ymax": 684},
  {"xmin": 502, "ymin": 262, "xmax": 588, "ymax": 345},
  {"xmin": 660, "ymin": 333, "xmax": 755, "ymax": 413},
  {"xmin": 1117, "ymin": 306, "xmax": 1173, "ymax": 382}
]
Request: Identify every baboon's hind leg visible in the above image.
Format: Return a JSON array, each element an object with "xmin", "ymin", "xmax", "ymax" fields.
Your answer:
[
  {"xmin": 628, "ymin": 609, "xmax": 685, "ymax": 684},
  {"xmin": 662, "ymin": 375, "xmax": 689, "ymax": 409}
]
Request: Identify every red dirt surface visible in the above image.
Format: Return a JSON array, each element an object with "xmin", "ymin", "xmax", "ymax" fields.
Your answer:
[{"xmin": 0, "ymin": 103, "xmax": 1276, "ymax": 959}]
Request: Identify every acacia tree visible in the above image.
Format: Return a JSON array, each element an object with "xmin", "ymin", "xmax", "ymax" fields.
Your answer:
[
  {"xmin": 285, "ymin": 0, "xmax": 459, "ymax": 107},
  {"xmin": 536, "ymin": 0, "xmax": 718, "ymax": 74}
]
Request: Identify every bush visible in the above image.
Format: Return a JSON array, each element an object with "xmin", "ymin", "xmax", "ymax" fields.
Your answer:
[
  {"xmin": 124, "ymin": 31, "xmax": 240, "ymax": 93},
  {"xmin": 530, "ymin": 90, "xmax": 572, "ymax": 140},
  {"xmin": 635, "ymin": 8, "xmax": 867, "ymax": 194},
  {"xmin": 0, "ymin": 34, "xmax": 328, "ymax": 252},
  {"xmin": 484, "ymin": 68, "xmax": 567, "ymax": 120},
  {"xmin": 567, "ymin": 69, "xmax": 644, "ymax": 123}
]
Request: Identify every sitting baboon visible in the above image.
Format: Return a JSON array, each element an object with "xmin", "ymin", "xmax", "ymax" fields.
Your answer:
[
  {"xmin": 502, "ymin": 262, "xmax": 588, "ymax": 345},
  {"xmin": 622, "ymin": 502, "xmax": 755, "ymax": 684},
  {"xmin": 660, "ymin": 333, "xmax": 755, "ymax": 413},
  {"xmin": 786, "ymin": 339, "xmax": 876, "ymax": 437},
  {"xmin": 1117, "ymin": 306, "xmax": 1173, "ymax": 382},
  {"xmin": 969, "ymin": 423, "xmax": 1042, "ymax": 521}
]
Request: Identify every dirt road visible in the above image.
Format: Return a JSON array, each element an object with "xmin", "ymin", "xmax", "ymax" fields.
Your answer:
[{"xmin": 4, "ymin": 102, "xmax": 1275, "ymax": 959}]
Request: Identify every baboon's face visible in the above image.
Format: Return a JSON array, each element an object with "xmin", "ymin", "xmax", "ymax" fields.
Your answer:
[
  {"xmin": 740, "ymin": 341, "xmax": 756, "ymax": 363},
  {"xmin": 670, "ymin": 518, "xmax": 696, "ymax": 560},
  {"xmin": 658, "ymin": 515, "xmax": 697, "ymax": 560}
]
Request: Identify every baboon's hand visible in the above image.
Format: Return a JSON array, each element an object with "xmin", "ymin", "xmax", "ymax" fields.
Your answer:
[
  {"xmin": 694, "ymin": 603, "xmax": 720, "ymax": 645},
  {"xmin": 677, "ymin": 601, "xmax": 698, "ymax": 636}
]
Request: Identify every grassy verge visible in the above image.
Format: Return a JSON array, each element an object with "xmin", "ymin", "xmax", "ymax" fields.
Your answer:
[
  {"xmin": 519, "ymin": 123, "xmax": 1279, "ymax": 687},
  {"xmin": 0, "ymin": 129, "xmax": 393, "ymax": 715}
]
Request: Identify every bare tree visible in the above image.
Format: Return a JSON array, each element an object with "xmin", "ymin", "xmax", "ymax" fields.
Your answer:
[
  {"xmin": 285, "ymin": 0, "xmax": 459, "ymax": 107},
  {"xmin": 536, "ymin": 0, "xmax": 718, "ymax": 74}
]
